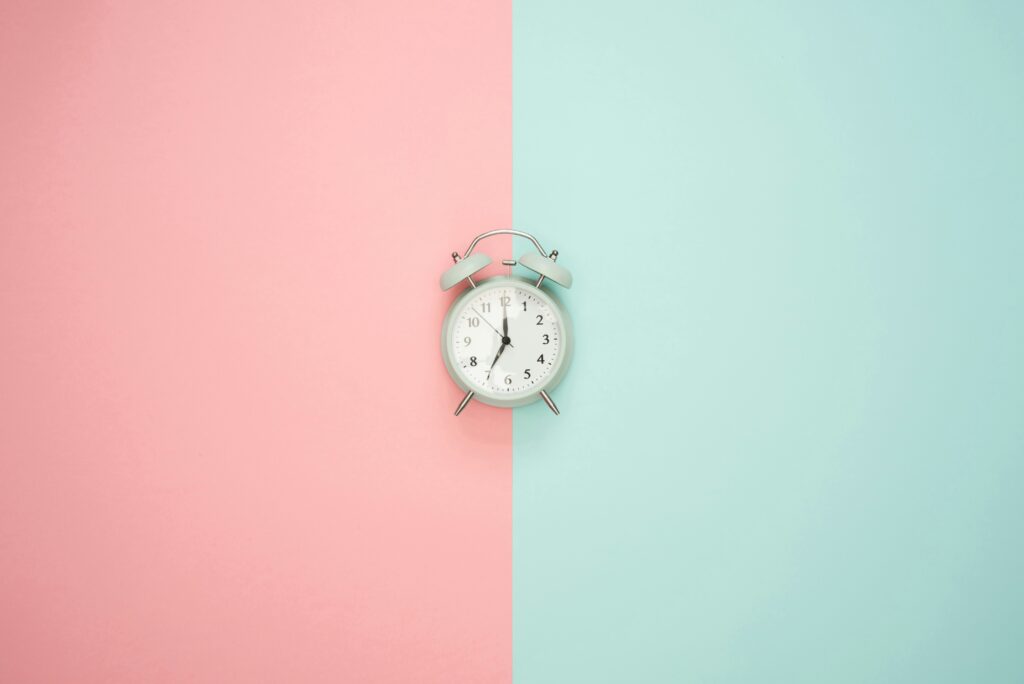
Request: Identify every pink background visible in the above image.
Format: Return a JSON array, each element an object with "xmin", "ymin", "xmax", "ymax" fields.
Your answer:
[{"xmin": 1, "ymin": 1, "xmax": 511, "ymax": 681}]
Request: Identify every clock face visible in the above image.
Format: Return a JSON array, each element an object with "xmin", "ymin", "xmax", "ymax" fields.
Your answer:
[{"xmin": 447, "ymin": 281, "xmax": 564, "ymax": 400}]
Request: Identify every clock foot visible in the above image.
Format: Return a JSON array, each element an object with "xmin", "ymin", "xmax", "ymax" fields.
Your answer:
[
  {"xmin": 454, "ymin": 390, "xmax": 475, "ymax": 416},
  {"xmin": 539, "ymin": 390, "xmax": 560, "ymax": 415}
]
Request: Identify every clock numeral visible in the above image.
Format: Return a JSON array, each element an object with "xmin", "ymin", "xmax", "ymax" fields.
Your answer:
[
  {"xmin": 500, "ymin": 295, "xmax": 511, "ymax": 307},
  {"xmin": 469, "ymin": 356, "xmax": 477, "ymax": 366},
  {"xmin": 504, "ymin": 375, "xmax": 512, "ymax": 385},
  {"xmin": 464, "ymin": 336, "xmax": 471, "ymax": 345},
  {"xmin": 481, "ymin": 302, "xmax": 491, "ymax": 313},
  {"xmin": 468, "ymin": 317, "xmax": 480, "ymax": 327},
  {"xmin": 524, "ymin": 369, "xmax": 531, "ymax": 379},
  {"xmin": 542, "ymin": 334, "xmax": 550, "ymax": 344},
  {"xmin": 536, "ymin": 354, "xmax": 544, "ymax": 364},
  {"xmin": 521, "ymin": 301, "xmax": 527, "ymax": 312},
  {"xmin": 535, "ymin": 314, "xmax": 544, "ymax": 325}
]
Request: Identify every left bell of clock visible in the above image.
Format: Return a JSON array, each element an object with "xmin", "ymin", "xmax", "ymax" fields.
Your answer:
[{"xmin": 440, "ymin": 252, "xmax": 491, "ymax": 291}]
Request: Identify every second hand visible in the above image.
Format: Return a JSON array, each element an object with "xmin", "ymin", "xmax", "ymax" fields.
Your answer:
[{"xmin": 471, "ymin": 307, "xmax": 514, "ymax": 348}]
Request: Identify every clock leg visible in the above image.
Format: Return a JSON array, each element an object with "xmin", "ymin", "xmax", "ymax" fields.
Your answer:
[
  {"xmin": 454, "ymin": 390, "xmax": 475, "ymax": 416},
  {"xmin": 539, "ymin": 390, "xmax": 560, "ymax": 415}
]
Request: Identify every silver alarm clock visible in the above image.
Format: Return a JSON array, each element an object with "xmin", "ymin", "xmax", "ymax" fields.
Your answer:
[{"xmin": 439, "ymin": 230, "xmax": 573, "ymax": 416}]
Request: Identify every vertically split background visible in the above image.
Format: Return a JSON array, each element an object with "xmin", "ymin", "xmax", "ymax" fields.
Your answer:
[{"xmin": 2, "ymin": 1, "xmax": 1023, "ymax": 682}]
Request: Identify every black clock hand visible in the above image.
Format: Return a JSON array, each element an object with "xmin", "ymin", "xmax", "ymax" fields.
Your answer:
[
  {"xmin": 502, "ymin": 299, "xmax": 509, "ymax": 338},
  {"xmin": 472, "ymin": 306, "xmax": 513, "ymax": 348},
  {"xmin": 486, "ymin": 342, "xmax": 507, "ymax": 380}
]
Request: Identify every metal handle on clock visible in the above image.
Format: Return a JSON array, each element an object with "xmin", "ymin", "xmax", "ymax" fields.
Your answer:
[{"xmin": 462, "ymin": 229, "xmax": 549, "ymax": 259}]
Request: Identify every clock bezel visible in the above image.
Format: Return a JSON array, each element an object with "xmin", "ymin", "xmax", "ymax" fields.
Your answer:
[{"xmin": 440, "ymin": 276, "xmax": 573, "ymax": 408}]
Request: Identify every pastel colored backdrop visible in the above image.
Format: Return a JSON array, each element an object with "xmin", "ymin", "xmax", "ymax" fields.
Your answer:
[
  {"xmin": 514, "ymin": 1, "xmax": 1024, "ymax": 682},
  {"xmin": 3, "ymin": 1, "xmax": 1024, "ymax": 682},
  {"xmin": 1, "ymin": 1, "xmax": 510, "ymax": 682}
]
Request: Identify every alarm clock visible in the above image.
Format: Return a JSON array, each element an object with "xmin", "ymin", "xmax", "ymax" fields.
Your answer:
[{"xmin": 440, "ymin": 229, "xmax": 573, "ymax": 416}]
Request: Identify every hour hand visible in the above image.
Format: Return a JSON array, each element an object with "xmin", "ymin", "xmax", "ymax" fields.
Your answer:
[{"xmin": 472, "ymin": 307, "xmax": 513, "ymax": 348}]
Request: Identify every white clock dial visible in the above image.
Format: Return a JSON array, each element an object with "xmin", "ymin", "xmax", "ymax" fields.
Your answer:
[{"xmin": 448, "ymin": 282, "xmax": 563, "ymax": 398}]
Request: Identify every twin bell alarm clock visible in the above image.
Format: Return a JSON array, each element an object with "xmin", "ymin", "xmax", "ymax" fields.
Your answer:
[{"xmin": 440, "ymin": 229, "xmax": 573, "ymax": 416}]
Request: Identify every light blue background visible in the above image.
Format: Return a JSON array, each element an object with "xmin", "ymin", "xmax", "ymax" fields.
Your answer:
[{"xmin": 513, "ymin": 2, "xmax": 1023, "ymax": 681}]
